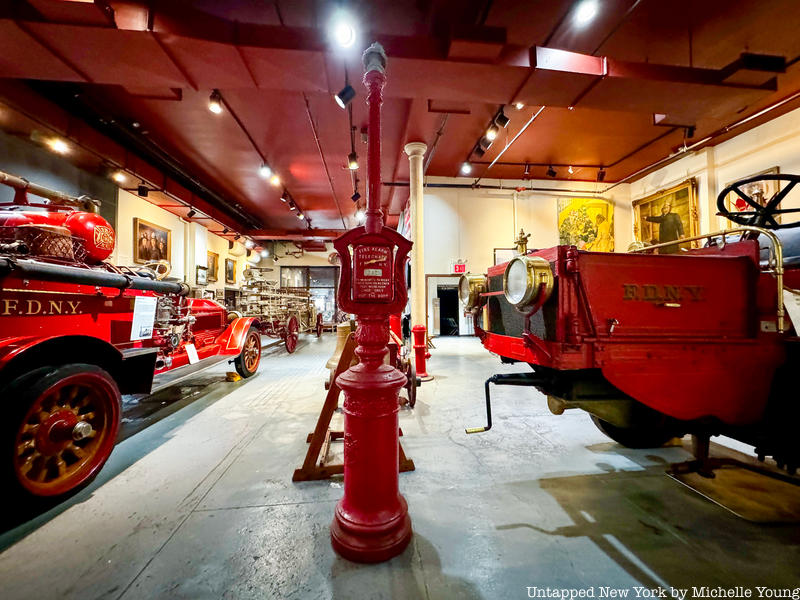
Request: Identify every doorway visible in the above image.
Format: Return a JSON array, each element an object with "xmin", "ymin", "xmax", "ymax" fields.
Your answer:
[{"xmin": 437, "ymin": 285, "xmax": 460, "ymax": 336}]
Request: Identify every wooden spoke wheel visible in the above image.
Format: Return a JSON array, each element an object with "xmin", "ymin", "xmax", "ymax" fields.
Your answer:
[
  {"xmin": 234, "ymin": 327, "xmax": 262, "ymax": 378},
  {"xmin": 284, "ymin": 315, "xmax": 300, "ymax": 353},
  {"xmin": 7, "ymin": 364, "xmax": 120, "ymax": 499},
  {"xmin": 315, "ymin": 313, "xmax": 324, "ymax": 338},
  {"xmin": 403, "ymin": 358, "xmax": 418, "ymax": 408}
]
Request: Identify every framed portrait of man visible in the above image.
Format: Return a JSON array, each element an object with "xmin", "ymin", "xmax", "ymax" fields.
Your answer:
[
  {"xmin": 133, "ymin": 219, "xmax": 171, "ymax": 264},
  {"xmin": 207, "ymin": 251, "xmax": 219, "ymax": 282},
  {"xmin": 633, "ymin": 179, "xmax": 699, "ymax": 254},
  {"xmin": 723, "ymin": 167, "xmax": 780, "ymax": 227},
  {"xmin": 225, "ymin": 258, "xmax": 236, "ymax": 284}
]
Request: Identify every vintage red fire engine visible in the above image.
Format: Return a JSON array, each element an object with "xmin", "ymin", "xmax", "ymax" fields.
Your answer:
[
  {"xmin": 461, "ymin": 174, "xmax": 800, "ymax": 475},
  {"xmin": 0, "ymin": 172, "xmax": 262, "ymax": 501}
]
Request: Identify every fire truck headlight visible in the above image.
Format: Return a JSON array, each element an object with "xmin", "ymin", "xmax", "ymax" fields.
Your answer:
[
  {"xmin": 458, "ymin": 274, "xmax": 486, "ymax": 310},
  {"xmin": 503, "ymin": 256, "xmax": 554, "ymax": 309}
]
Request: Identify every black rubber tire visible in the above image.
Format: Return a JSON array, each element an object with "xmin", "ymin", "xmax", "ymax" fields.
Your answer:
[
  {"xmin": 2, "ymin": 363, "xmax": 121, "ymax": 505},
  {"xmin": 591, "ymin": 415, "xmax": 676, "ymax": 449},
  {"xmin": 234, "ymin": 327, "xmax": 262, "ymax": 378}
]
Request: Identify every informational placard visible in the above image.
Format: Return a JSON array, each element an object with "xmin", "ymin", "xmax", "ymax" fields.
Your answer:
[
  {"xmin": 185, "ymin": 343, "xmax": 200, "ymax": 365},
  {"xmin": 353, "ymin": 244, "xmax": 393, "ymax": 302},
  {"xmin": 130, "ymin": 296, "xmax": 157, "ymax": 341},
  {"xmin": 783, "ymin": 289, "xmax": 800, "ymax": 331}
]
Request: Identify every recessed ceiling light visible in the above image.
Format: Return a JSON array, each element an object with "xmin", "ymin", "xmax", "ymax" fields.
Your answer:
[
  {"xmin": 208, "ymin": 90, "xmax": 223, "ymax": 114},
  {"xmin": 47, "ymin": 138, "xmax": 69, "ymax": 154},
  {"xmin": 331, "ymin": 15, "xmax": 356, "ymax": 48},
  {"xmin": 574, "ymin": 0, "xmax": 598, "ymax": 26},
  {"xmin": 269, "ymin": 174, "xmax": 281, "ymax": 187},
  {"xmin": 514, "ymin": 102, "xmax": 525, "ymax": 110},
  {"xmin": 568, "ymin": 106, "xmax": 575, "ymax": 111},
  {"xmin": 258, "ymin": 163, "xmax": 272, "ymax": 179},
  {"xmin": 568, "ymin": 165, "xmax": 574, "ymax": 175},
  {"xmin": 460, "ymin": 162, "xmax": 472, "ymax": 175}
]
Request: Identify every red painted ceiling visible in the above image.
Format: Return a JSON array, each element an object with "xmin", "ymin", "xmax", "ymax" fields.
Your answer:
[{"xmin": 1, "ymin": 0, "xmax": 800, "ymax": 239}]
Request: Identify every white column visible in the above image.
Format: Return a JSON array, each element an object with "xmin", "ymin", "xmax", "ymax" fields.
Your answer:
[{"xmin": 404, "ymin": 141, "xmax": 427, "ymax": 329}]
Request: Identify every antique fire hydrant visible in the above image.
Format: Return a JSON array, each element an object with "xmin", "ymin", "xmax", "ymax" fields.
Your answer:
[{"xmin": 330, "ymin": 42, "xmax": 413, "ymax": 563}]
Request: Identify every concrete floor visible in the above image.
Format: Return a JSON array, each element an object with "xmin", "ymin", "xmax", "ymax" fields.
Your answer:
[{"xmin": 1, "ymin": 335, "xmax": 799, "ymax": 599}]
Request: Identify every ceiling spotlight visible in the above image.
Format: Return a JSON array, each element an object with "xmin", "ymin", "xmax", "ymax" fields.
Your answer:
[
  {"xmin": 479, "ymin": 136, "xmax": 493, "ymax": 151},
  {"xmin": 47, "ymin": 137, "xmax": 69, "ymax": 154},
  {"xmin": 334, "ymin": 85, "xmax": 356, "ymax": 109},
  {"xmin": 574, "ymin": 0, "xmax": 599, "ymax": 26},
  {"xmin": 288, "ymin": 201, "xmax": 296, "ymax": 211},
  {"xmin": 514, "ymin": 102, "xmax": 525, "ymax": 110},
  {"xmin": 347, "ymin": 152, "xmax": 359, "ymax": 170},
  {"xmin": 187, "ymin": 209, "xmax": 197, "ymax": 218},
  {"xmin": 234, "ymin": 234, "xmax": 241, "ymax": 241},
  {"xmin": 269, "ymin": 174, "xmax": 281, "ymax": 187},
  {"xmin": 351, "ymin": 191, "xmax": 361, "ymax": 202},
  {"xmin": 568, "ymin": 165, "xmax": 574, "ymax": 175},
  {"xmin": 137, "ymin": 184, "xmax": 149, "ymax": 197},
  {"xmin": 523, "ymin": 163, "xmax": 530, "ymax": 177},
  {"xmin": 597, "ymin": 168, "xmax": 606, "ymax": 182},
  {"xmin": 258, "ymin": 163, "xmax": 272, "ymax": 179},
  {"xmin": 331, "ymin": 15, "xmax": 356, "ymax": 48},
  {"xmin": 355, "ymin": 209, "xmax": 365, "ymax": 223},
  {"xmin": 111, "ymin": 170, "xmax": 126, "ymax": 184},
  {"xmin": 473, "ymin": 145, "xmax": 486, "ymax": 158},
  {"xmin": 460, "ymin": 161, "xmax": 473, "ymax": 175},
  {"xmin": 208, "ymin": 89, "xmax": 223, "ymax": 114},
  {"xmin": 280, "ymin": 194, "xmax": 288, "ymax": 203},
  {"xmin": 245, "ymin": 239, "xmax": 254, "ymax": 249},
  {"xmin": 222, "ymin": 228, "xmax": 229, "ymax": 234},
  {"xmin": 485, "ymin": 124, "xmax": 499, "ymax": 141},
  {"xmin": 297, "ymin": 212, "xmax": 304, "ymax": 220},
  {"xmin": 547, "ymin": 165, "xmax": 557, "ymax": 178},
  {"xmin": 495, "ymin": 110, "xmax": 510, "ymax": 128},
  {"xmin": 261, "ymin": 249, "xmax": 269, "ymax": 257}
]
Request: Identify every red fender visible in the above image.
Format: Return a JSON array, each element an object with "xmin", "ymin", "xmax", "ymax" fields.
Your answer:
[
  {"xmin": 0, "ymin": 334, "xmax": 122, "ymax": 372},
  {"xmin": 215, "ymin": 317, "xmax": 260, "ymax": 355}
]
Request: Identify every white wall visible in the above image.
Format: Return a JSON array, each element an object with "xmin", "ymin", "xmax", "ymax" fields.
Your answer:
[
  {"xmin": 115, "ymin": 189, "xmax": 186, "ymax": 281},
  {"xmin": 421, "ymin": 176, "xmax": 632, "ymax": 332},
  {"xmin": 631, "ymin": 105, "xmax": 800, "ymax": 233}
]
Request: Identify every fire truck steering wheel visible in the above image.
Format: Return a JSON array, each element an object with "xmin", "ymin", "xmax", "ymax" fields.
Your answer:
[
  {"xmin": 141, "ymin": 260, "xmax": 171, "ymax": 280},
  {"xmin": 717, "ymin": 173, "xmax": 800, "ymax": 229}
]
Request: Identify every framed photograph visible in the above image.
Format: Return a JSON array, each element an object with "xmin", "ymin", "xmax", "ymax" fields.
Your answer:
[
  {"xmin": 225, "ymin": 258, "xmax": 236, "ymax": 284},
  {"xmin": 196, "ymin": 265, "xmax": 208, "ymax": 286},
  {"xmin": 207, "ymin": 251, "xmax": 219, "ymax": 282},
  {"xmin": 633, "ymin": 179, "xmax": 699, "ymax": 254},
  {"xmin": 557, "ymin": 197, "xmax": 615, "ymax": 252},
  {"xmin": 493, "ymin": 248, "xmax": 516, "ymax": 265},
  {"xmin": 133, "ymin": 218, "xmax": 171, "ymax": 264},
  {"xmin": 724, "ymin": 166, "xmax": 780, "ymax": 226}
]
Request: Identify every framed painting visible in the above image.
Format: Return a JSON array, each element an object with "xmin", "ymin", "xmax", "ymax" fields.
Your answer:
[
  {"xmin": 225, "ymin": 258, "xmax": 236, "ymax": 284},
  {"xmin": 633, "ymin": 179, "xmax": 699, "ymax": 254},
  {"xmin": 196, "ymin": 265, "xmax": 208, "ymax": 286},
  {"xmin": 207, "ymin": 251, "xmax": 219, "ymax": 282},
  {"xmin": 133, "ymin": 218, "xmax": 171, "ymax": 264},
  {"xmin": 557, "ymin": 197, "xmax": 615, "ymax": 252},
  {"xmin": 724, "ymin": 166, "xmax": 780, "ymax": 226}
]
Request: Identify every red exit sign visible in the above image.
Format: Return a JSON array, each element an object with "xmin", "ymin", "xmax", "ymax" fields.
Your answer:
[{"xmin": 453, "ymin": 262, "xmax": 466, "ymax": 274}]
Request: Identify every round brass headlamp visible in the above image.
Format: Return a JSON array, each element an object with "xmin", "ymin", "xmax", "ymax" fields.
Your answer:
[
  {"xmin": 503, "ymin": 256, "xmax": 554, "ymax": 309},
  {"xmin": 458, "ymin": 273, "xmax": 487, "ymax": 310}
]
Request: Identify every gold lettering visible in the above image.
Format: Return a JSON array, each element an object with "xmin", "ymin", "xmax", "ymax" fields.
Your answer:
[
  {"xmin": 684, "ymin": 286, "xmax": 704, "ymax": 301},
  {"xmin": 664, "ymin": 285, "xmax": 681, "ymax": 302},
  {"xmin": 67, "ymin": 300, "xmax": 81, "ymax": 314},
  {"xmin": 622, "ymin": 284, "xmax": 638, "ymax": 300},
  {"xmin": 26, "ymin": 300, "xmax": 41, "ymax": 315},
  {"xmin": 48, "ymin": 300, "xmax": 63, "ymax": 315},
  {"xmin": 1, "ymin": 299, "xmax": 18, "ymax": 315},
  {"xmin": 642, "ymin": 285, "xmax": 660, "ymax": 302}
]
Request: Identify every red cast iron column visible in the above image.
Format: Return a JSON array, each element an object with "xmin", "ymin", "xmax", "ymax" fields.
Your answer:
[{"xmin": 330, "ymin": 42, "xmax": 413, "ymax": 563}]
